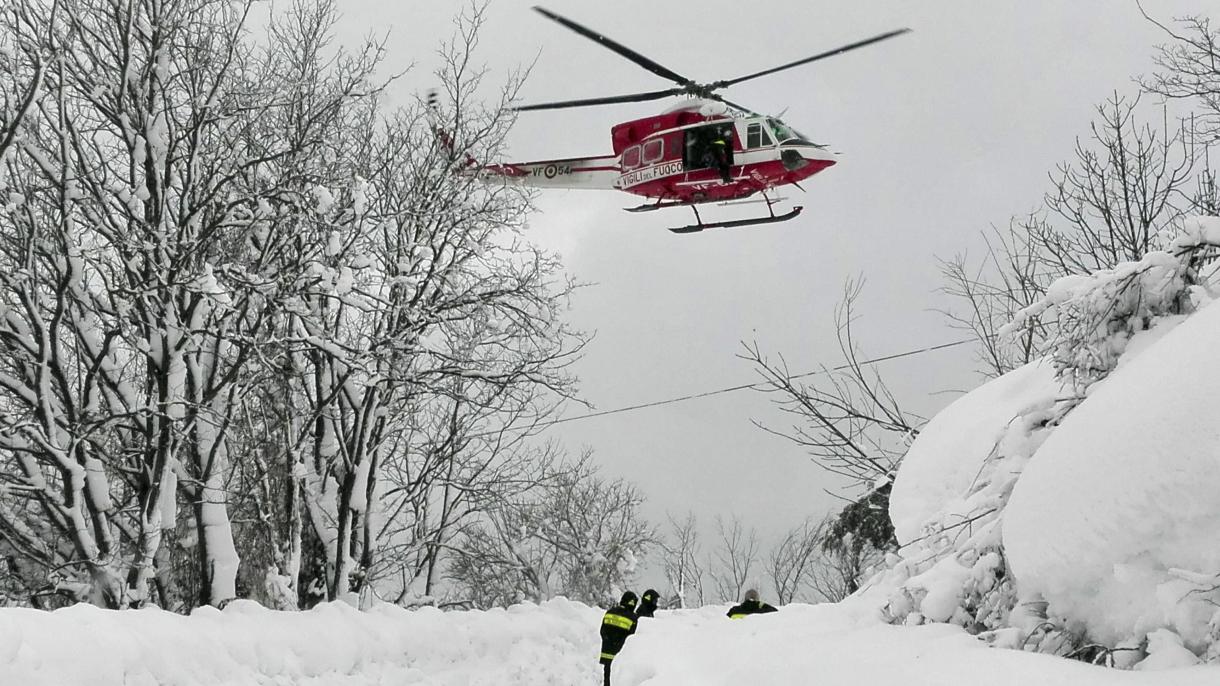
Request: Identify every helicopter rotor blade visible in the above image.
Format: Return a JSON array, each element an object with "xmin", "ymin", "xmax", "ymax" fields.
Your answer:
[
  {"xmin": 532, "ymin": 6, "xmax": 693, "ymax": 86},
  {"xmin": 514, "ymin": 87, "xmax": 685, "ymax": 112},
  {"xmin": 718, "ymin": 28, "xmax": 911, "ymax": 88}
]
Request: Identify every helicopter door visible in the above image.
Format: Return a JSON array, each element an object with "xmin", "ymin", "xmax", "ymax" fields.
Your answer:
[{"xmin": 683, "ymin": 123, "xmax": 735, "ymax": 171}]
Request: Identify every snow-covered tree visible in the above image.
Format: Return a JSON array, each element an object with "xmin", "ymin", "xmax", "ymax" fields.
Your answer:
[
  {"xmin": 0, "ymin": 0, "xmax": 582, "ymax": 612},
  {"xmin": 371, "ymin": 376, "xmax": 565, "ymax": 604},
  {"xmin": 0, "ymin": 0, "xmax": 384, "ymax": 608},
  {"xmin": 448, "ymin": 453, "xmax": 654, "ymax": 608},
  {"xmin": 231, "ymin": 4, "xmax": 582, "ymax": 606}
]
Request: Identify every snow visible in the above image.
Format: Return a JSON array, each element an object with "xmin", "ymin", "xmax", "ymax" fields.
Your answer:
[
  {"xmin": 1003, "ymin": 296, "xmax": 1220, "ymax": 650},
  {"xmin": 313, "ymin": 186, "xmax": 336, "ymax": 215},
  {"xmin": 617, "ymin": 600, "xmax": 1216, "ymax": 685},
  {"xmin": 2, "ymin": 597, "xmax": 1216, "ymax": 686},
  {"xmin": 1139, "ymin": 630, "xmax": 1203, "ymax": 671},
  {"xmin": 904, "ymin": 555, "xmax": 975, "ymax": 623},
  {"xmin": 1168, "ymin": 216, "xmax": 1220, "ymax": 252},
  {"xmin": 0, "ymin": 599, "xmax": 600, "ymax": 686},
  {"xmin": 1001, "ymin": 248, "xmax": 1196, "ymax": 385},
  {"xmin": 352, "ymin": 177, "xmax": 369, "ymax": 216},
  {"xmin": 157, "ymin": 467, "xmax": 176, "ymax": 525},
  {"xmin": 85, "ymin": 456, "xmax": 113, "ymax": 512},
  {"xmin": 889, "ymin": 359, "xmax": 1065, "ymax": 544},
  {"xmin": 348, "ymin": 455, "xmax": 372, "ymax": 513}
]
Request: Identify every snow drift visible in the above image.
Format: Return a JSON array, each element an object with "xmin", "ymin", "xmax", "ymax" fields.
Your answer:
[
  {"xmin": 874, "ymin": 221, "xmax": 1220, "ymax": 667},
  {"xmin": 1, "ymin": 598, "xmax": 1216, "ymax": 686},
  {"xmin": 0, "ymin": 599, "xmax": 600, "ymax": 686},
  {"xmin": 889, "ymin": 360, "xmax": 1065, "ymax": 545},
  {"xmin": 1004, "ymin": 296, "xmax": 1220, "ymax": 651}
]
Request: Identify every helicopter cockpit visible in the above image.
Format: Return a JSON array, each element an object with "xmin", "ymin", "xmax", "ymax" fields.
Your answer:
[
  {"xmin": 766, "ymin": 118, "xmax": 814, "ymax": 146},
  {"xmin": 741, "ymin": 118, "xmax": 816, "ymax": 149}
]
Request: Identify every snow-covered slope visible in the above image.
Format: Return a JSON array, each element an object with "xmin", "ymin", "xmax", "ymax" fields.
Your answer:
[
  {"xmin": 0, "ymin": 598, "xmax": 1214, "ymax": 685},
  {"xmin": 619, "ymin": 599, "xmax": 1215, "ymax": 685},
  {"xmin": 1004, "ymin": 297, "xmax": 1220, "ymax": 651}
]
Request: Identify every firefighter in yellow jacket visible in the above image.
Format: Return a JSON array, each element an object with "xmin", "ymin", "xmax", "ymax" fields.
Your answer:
[{"xmin": 599, "ymin": 591, "xmax": 638, "ymax": 686}]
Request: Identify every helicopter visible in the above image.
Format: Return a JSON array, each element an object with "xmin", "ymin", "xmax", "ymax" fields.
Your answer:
[{"xmin": 475, "ymin": 7, "xmax": 909, "ymax": 234}]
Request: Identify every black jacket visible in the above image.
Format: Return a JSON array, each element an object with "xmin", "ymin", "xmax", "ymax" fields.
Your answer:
[
  {"xmin": 599, "ymin": 604, "xmax": 637, "ymax": 663},
  {"xmin": 726, "ymin": 599, "xmax": 778, "ymax": 618}
]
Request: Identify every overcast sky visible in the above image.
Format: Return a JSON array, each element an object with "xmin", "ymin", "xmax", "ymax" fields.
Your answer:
[{"xmin": 331, "ymin": 1, "xmax": 1210, "ymax": 548}]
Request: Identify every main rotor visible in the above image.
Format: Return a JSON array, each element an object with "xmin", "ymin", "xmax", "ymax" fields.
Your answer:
[{"xmin": 517, "ymin": 6, "xmax": 910, "ymax": 114}]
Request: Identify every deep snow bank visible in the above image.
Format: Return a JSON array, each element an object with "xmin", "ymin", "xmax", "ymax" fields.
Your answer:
[
  {"xmin": 872, "ymin": 223, "xmax": 1220, "ymax": 666},
  {"xmin": 0, "ymin": 599, "xmax": 600, "ymax": 686},
  {"xmin": 1004, "ymin": 296, "xmax": 1220, "ymax": 650},
  {"xmin": 873, "ymin": 357, "xmax": 1070, "ymax": 635},
  {"xmin": 615, "ymin": 599, "xmax": 1215, "ymax": 686},
  {"xmin": 2, "ymin": 598, "xmax": 1215, "ymax": 686}
]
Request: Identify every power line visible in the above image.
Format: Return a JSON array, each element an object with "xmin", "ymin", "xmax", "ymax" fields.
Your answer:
[{"xmin": 500, "ymin": 337, "xmax": 975, "ymax": 435}]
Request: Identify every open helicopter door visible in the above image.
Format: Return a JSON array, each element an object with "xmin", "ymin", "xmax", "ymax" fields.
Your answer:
[{"xmin": 682, "ymin": 122, "xmax": 736, "ymax": 172}]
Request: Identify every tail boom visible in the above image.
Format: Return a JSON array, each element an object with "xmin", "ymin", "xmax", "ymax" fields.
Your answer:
[{"xmin": 481, "ymin": 155, "xmax": 620, "ymax": 189}]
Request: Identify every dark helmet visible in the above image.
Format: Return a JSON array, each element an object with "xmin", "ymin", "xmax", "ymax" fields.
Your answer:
[
  {"xmin": 620, "ymin": 591, "xmax": 638, "ymax": 608},
  {"xmin": 642, "ymin": 589, "xmax": 659, "ymax": 602}
]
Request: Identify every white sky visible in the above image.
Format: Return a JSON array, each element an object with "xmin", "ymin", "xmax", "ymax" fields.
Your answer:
[{"xmin": 332, "ymin": 0, "xmax": 1211, "ymax": 549}]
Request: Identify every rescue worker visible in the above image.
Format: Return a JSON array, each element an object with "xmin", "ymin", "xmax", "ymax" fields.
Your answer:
[
  {"xmin": 600, "ymin": 591, "xmax": 638, "ymax": 686},
  {"xmin": 726, "ymin": 588, "xmax": 778, "ymax": 618},
  {"xmin": 705, "ymin": 127, "xmax": 732, "ymax": 183},
  {"xmin": 636, "ymin": 588, "xmax": 660, "ymax": 618}
]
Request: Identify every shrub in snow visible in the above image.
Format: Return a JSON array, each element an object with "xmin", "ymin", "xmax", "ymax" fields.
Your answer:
[{"xmin": 1005, "ymin": 252, "xmax": 1195, "ymax": 388}]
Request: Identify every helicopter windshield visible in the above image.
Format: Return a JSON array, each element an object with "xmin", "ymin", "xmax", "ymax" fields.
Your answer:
[{"xmin": 767, "ymin": 118, "xmax": 813, "ymax": 145}]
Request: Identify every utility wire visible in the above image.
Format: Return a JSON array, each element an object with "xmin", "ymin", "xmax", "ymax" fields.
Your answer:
[{"xmin": 495, "ymin": 337, "xmax": 975, "ymax": 435}]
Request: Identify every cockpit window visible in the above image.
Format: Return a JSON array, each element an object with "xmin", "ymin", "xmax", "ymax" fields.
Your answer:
[
  {"xmin": 767, "ymin": 118, "xmax": 812, "ymax": 145},
  {"xmin": 746, "ymin": 122, "xmax": 773, "ymax": 148}
]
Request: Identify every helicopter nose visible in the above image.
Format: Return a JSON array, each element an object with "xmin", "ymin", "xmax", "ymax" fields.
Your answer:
[
  {"xmin": 781, "ymin": 149, "xmax": 807, "ymax": 171},
  {"xmin": 781, "ymin": 144, "xmax": 836, "ymax": 171}
]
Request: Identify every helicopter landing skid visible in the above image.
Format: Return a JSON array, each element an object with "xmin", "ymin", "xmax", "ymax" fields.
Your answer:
[
  {"xmin": 623, "ymin": 200, "xmax": 691, "ymax": 213},
  {"xmin": 668, "ymin": 206, "xmax": 803, "ymax": 233}
]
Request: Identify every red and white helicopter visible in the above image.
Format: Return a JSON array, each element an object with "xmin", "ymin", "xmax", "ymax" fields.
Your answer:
[{"xmin": 476, "ymin": 7, "xmax": 909, "ymax": 233}]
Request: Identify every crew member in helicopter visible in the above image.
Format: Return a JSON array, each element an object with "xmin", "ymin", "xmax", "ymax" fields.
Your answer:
[{"xmin": 702, "ymin": 127, "xmax": 733, "ymax": 183}]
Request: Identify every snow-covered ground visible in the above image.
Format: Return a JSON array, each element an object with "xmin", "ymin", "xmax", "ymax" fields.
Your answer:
[{"xmin": 0, "ymin": 597, "xmax": 1214, "ymax": 685}]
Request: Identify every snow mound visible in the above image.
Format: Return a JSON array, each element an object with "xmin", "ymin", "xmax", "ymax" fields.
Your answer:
[
  {"xmin": 1004, "ymin": 296, "xmax": 1220, "ymax": 649},
  {"xmin": 615, "ymin": 600, "xmax": 1215, "ymax": 685},
  {"xmin": 0, "ymin": 599, "xmax": 600, "ymax": 686},
  {"xmin": 889, "ymin": 360, "xmax": 1065, "ymax": 544}
]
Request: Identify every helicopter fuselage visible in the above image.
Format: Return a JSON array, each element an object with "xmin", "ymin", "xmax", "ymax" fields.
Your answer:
[{"xmin": 486, "ymin": 100, "xmax": 836, "ymax": 207}]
